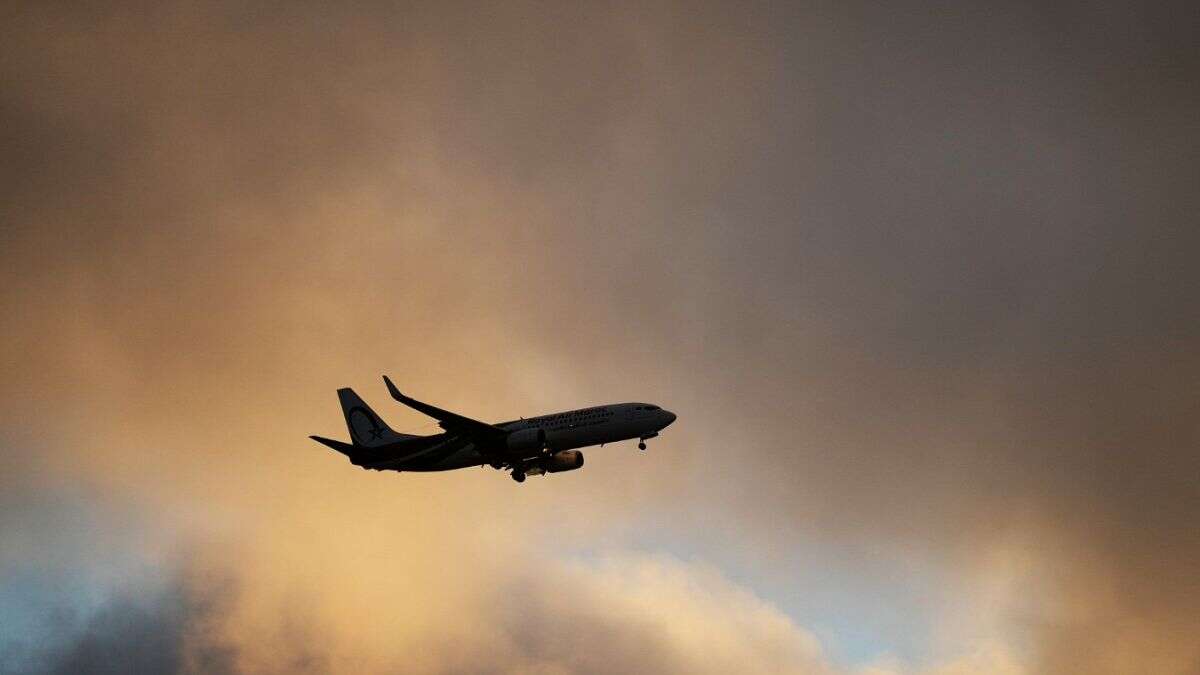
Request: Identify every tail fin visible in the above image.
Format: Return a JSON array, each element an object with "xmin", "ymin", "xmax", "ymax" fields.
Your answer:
[{"xmin": 337, "ymin": 388, "xmax": 414, "ymax": 447}]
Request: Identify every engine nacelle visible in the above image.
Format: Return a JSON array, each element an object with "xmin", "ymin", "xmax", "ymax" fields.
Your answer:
[
  {"xmin": 542, "ymin": 450, "xmax": 584, "ymax": 473},
  {"xmin": 505, "ymin": 427, "xmax": 546, "ymax": 455}
]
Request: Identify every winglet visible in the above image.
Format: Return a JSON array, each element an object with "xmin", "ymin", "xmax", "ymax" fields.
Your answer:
[{"xmin": 383, "ymin": 374, "xmax": 404, "ymax": 401}]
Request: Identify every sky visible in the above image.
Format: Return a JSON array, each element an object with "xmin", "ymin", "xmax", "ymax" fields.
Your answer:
[{"xmin": 2, "ymin": 2, "xmax": 1198, "ymax": 674}]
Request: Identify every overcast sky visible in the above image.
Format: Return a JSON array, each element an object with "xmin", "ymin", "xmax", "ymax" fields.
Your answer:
[{"xmin": 3, "ymin": 2, "xmax": 1199, "ymax": 674}]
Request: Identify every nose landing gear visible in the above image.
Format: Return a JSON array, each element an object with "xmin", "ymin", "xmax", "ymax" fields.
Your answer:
[{"xmin": 638, "ymin": 431, "xmax": 657, "ymax": 451}]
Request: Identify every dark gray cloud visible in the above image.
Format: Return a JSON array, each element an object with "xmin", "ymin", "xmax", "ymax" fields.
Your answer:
[
  {"xmin": 0, "ymin": 475, "xmax": 235, "ymax": 675},
  {"xmin": 1, "ymin": 554, "xmax": 331, "ymax": 675},
  {"xmin": 24, "ymin": 584, "xmax": 232, "ymax": 675}
]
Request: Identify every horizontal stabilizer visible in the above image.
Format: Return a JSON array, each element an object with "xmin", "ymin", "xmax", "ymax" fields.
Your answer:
[{"xmin": 310, "ymin": 435, "xmax": 359, "ymax": 457}]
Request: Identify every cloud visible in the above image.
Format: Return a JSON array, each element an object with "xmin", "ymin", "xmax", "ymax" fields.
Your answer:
[
  {"xmin": 495, "ymin": 553, "xmax": 836, "ymax": 675},
  {"xmin": 3, "ymin": 499, "xmax": 1023, "ymax": 675}
]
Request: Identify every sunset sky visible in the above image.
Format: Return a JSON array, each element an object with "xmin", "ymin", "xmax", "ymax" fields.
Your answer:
[{"xmin": 2, "ymin": 3, "xmax": 1199, "ymax": 674}]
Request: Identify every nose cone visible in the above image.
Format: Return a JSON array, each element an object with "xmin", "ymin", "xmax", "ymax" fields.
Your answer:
[{"xmin": 661, "ymin": 410, "xmax": 677, "ymax": 428}]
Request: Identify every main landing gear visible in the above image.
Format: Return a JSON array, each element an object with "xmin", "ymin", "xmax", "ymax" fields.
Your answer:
[{"xmin": 511, "ymin": 470, "xmax": 526, "ymax": 483}]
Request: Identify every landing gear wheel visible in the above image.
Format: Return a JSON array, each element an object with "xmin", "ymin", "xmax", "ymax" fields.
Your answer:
[
  {"xmin": 638, "ymin": 441, "xmax": 647, "ymax": 451},
  {"xmin": 512, "ymin": 471, "xmax": 526, "ymax": 483}
]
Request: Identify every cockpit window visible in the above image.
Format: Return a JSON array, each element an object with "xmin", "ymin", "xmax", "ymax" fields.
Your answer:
[{"xmin": 645, "ymin": 405, "xmax": 659, "ymax": 410}]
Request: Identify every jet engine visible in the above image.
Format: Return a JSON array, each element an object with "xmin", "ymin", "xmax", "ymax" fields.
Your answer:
[
  {"xmin": 541, "ymin": 450, "xmax": 584, "ymax": 473},
  {"xmin": 505, "ymin": 427, "xmax": 547, "ymax": 455}
]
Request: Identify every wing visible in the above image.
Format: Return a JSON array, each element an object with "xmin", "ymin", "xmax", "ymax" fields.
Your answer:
[{"xmin": 383, "ymin": 375, "xmax": 507, "ymax": 440}]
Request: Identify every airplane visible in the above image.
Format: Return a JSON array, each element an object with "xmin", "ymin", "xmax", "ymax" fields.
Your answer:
[{"xmin": 310, "ymin": 376, "xmax": 677, "ymax": 482}]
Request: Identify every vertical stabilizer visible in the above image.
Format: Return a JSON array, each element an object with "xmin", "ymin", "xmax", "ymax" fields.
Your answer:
[{"xmin": 337, "ymin": 388, "xmax": 413, "ymax": 447}]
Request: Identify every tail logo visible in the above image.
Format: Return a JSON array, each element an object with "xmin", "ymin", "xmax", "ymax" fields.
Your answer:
[{"xmin": 348, "ymin": 406, "xmax": 385, "ymax": 445}]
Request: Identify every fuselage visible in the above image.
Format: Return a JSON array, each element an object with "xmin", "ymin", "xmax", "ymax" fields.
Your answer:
[{"xmin": 363, "ymin": 402, "xmax": 675, "ymax": 472}]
